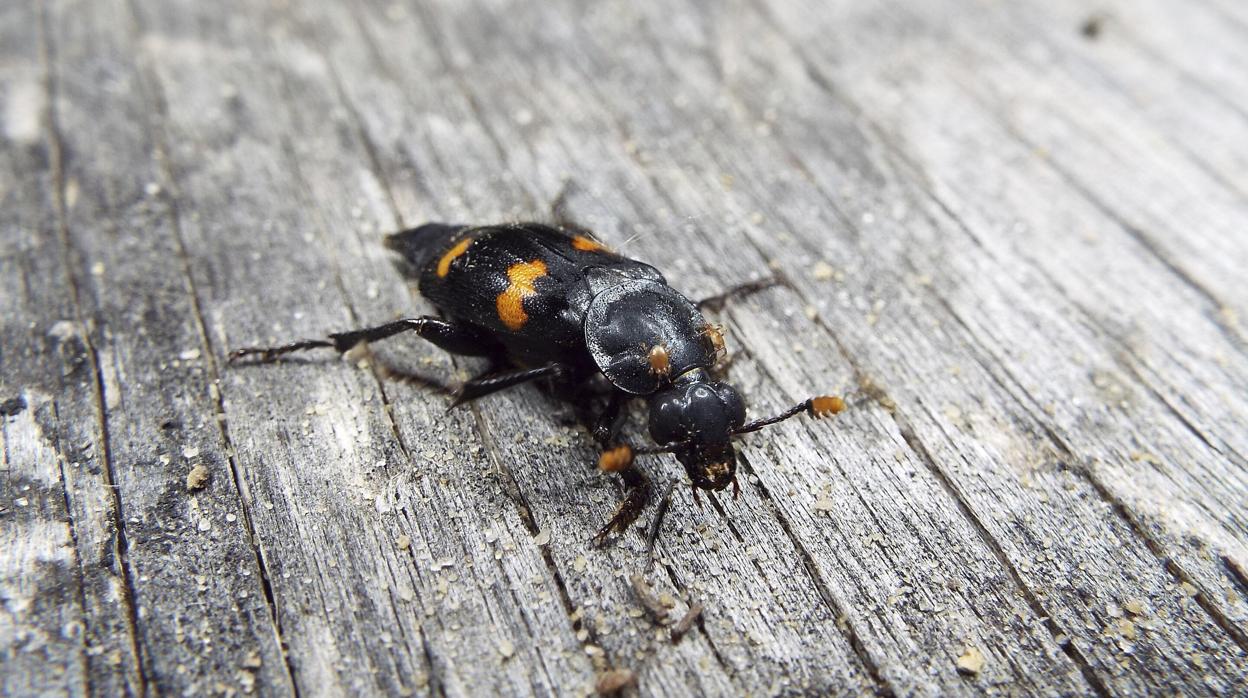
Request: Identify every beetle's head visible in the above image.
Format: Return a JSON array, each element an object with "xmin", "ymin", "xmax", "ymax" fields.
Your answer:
[{"xmin": 648, "ymin": 378, "xmax": 746, "ymax": 491}]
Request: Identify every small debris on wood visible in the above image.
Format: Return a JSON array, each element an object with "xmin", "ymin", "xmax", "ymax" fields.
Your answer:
[
  {"xmin": 533, "ymin": 526, "xmax": 551, "ymax": 546},
  {"xmin": 1115, "ymin": 618, "xmax": 1137, "ymax": 640},
  {"xmin": 1124, "ymin": 598, "xmax": 1146, "ymax": 616},
  {"xmin": 812, "ymin": 260, "xmax": 836, "ymax": 281},
  {"xmin": 1080, "ymin": 14, "xmax": 1107, "ymax": 40},
  {"xmin": 237, "ymin": 668, "xmax": 256, "ymax": 694},
  {"xmin": 956, "ymin": 646, "xmax": 986, "ymax": 675},
  {"xmin": 595, "ymin": 668, "xmax": 637, "ymax": 694},
  {"xmin": 186, "ymin": 464, "xmax": 211, "ymax": 491},
  {"xmin": 670, "ymin": 602, "xmax": 704, "ymax": 644},
  {"xmin": 630, "ymin": 573, "xmax": 671, "ymax": 622},
  {"xmin": 0, "ymin": 395, "xmax": 27, "ymax": 417},
  {"xmin": 241, "ymin": 650, "xmax": 263, "ymax": 669},
  {"xmin": 498, "ymin": 638, "xmax": 515, "ymax": 660},
  {"xmin": 396, "ymin": 534, "xmax": 412, "ymax": 551}
]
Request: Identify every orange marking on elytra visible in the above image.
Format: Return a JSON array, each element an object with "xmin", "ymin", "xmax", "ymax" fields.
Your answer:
[
  {"xmin": 571, "ymin": 235, "xmax": 607, "ymax": 252},
  {"xmin": 496, "ymin": 259, "xmax": 548, "ymax": 330},
  {"xmin": 437, "ymin": 237, "xmax": 474, "ymax": 277}
]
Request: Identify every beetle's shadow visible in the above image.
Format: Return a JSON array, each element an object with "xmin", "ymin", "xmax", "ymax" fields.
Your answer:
[
  {"xmin": 368, "ymin": 360, "xmax": 457, "ymax": 397},
  {"xmin": 230, "ymin": 351, "xmax": 457, "ymax": 397}
]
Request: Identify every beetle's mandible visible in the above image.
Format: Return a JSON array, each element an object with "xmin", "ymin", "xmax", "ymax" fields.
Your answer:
[{"xmin": 231, "ymin": 222, "xmax": 844, "ymax": 542}]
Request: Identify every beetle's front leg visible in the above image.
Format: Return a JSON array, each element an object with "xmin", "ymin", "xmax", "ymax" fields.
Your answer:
[
  {"xmin": 592, "ymin": 464, "xmax": 651, "ymax": 546},
  {"xmin": 590, "ymin": 391, "xmax": 628, "ymax": 447}
]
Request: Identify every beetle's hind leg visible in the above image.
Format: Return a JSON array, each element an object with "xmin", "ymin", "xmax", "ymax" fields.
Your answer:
[{"xmin": 229, "ymin": 316, "xmax": 497, "ymax": 363}]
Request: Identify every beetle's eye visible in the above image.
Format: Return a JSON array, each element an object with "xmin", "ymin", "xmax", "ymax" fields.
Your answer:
[
  {"xmin": 648, "ymin": 402, "xmax": 685, "ymax": 444},
  {"xmin": 711, "ymin": 383, "xmax": 746, "ymax": 429},
  {"xmin": 648, "ymin": 390, "xmax": 688, "ymax": 444}
]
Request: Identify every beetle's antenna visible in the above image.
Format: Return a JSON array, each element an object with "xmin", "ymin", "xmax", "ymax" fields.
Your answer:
[{"xmin": 732, "ymin": 395, "xmax": 845, "ymax": 436}]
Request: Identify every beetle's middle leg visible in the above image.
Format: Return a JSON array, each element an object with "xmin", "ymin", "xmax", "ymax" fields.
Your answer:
[
  {"xmin": 451, "ymin": 363, "xmax": 570, "ymax": 407},
  {"xmin": 230, "ymin": 316, "xmax": 497, "ymax": 363}
]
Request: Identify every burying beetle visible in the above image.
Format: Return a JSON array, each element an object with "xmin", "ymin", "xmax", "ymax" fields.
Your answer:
[{"xmin": 231, "ymin": 222, "xmax": 844, "ymax": 543}]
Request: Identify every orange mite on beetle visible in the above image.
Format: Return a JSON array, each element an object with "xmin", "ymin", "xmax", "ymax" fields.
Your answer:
[{"xmin": 230, "ymin": 221, "xmax": 844, "ymax": 544}]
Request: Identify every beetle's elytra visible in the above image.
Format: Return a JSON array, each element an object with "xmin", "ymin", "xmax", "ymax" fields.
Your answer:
[{"xmin": 231, "ymin": 222, "xmax": 843, "ymax": 542}]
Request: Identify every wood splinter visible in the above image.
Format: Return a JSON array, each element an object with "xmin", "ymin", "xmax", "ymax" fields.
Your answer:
[
  {"xmin": 670, "ymin": 602, "xmax": 704, "ymax": 644},
  {"xmin": 629, "ymin": 573, "xmax": 671, "ymax": 623}
]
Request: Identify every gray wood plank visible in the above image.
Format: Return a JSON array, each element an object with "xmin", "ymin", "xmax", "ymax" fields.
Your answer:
[
  {"xmin": 4, "ymin": 0, "xmax": 1248, "ymax": 695},
  {"xmin": 34, "ymin": 0, "xmax": 302, "ymax": 694},
  {"xmin": 1, "ymin": 2, "xmax": 139, "ymax": 694},
  {"xmin": 693, "ymin": 0, "xmax": 1248, "ymax": 689},
  {"xmin": 380, "ymin": 0, "xmax": 1247, "ymax": 692},
  {"xmin": 747, "ymin": 0, "xmax": 1248, "ymax": 639},
  {"xmin": 1084, "ymin": 0, "xmax": 1248, "ymax": 122},
  {"xmin": 1012, "ymin": 0, "xmax": 1248, "ymax": 197}
]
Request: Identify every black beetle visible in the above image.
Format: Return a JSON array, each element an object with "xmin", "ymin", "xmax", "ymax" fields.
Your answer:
[{"xmin": 231, "ymin": 222, "xmax": 843, "ymax": 542}]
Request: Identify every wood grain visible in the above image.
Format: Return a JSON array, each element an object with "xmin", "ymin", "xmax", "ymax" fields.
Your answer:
[{"xmin": 3, "ymin": 0, "xmax": 1246, "ymax": 695}]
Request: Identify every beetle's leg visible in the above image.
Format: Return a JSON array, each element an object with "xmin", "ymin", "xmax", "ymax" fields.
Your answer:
[
  {"xmin": 696, "ymin": 276, "xmax": 780, "ymax": 312},
  {"xmin": 592, "ymin": 465, "xmax": 651, "ymax": 546},
  {"xmin": 229, "ymin": 316, "xmax": 496, "ymax": 363},
  {"xmin": 451, "ymin": 363, "xmax": 569, "ymax": 407},
  {"xmin": 589, "ymin": 391, "xmax": 629, "ymax": 447}
]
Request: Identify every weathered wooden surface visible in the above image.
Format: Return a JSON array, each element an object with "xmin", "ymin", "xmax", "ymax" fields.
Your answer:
[{"xmin": 3, "ymin": 0, "xmax": 1247, "ymax": 695}]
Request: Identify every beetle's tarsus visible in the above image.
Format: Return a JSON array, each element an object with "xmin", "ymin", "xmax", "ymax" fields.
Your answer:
[
  {"xmin": 228, "ymin": 339, "xmax": 335, "ymax": 363},
  {"xmin": 592, "ymin": 467, "xmax": 651, "ymax": 547},
  {"xmin": 589, "ymin": 391, "xmax": 628, "ymax": 447}
]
